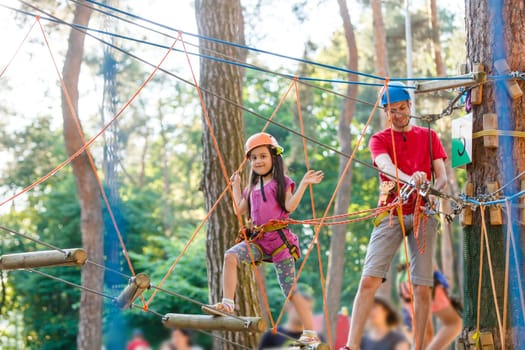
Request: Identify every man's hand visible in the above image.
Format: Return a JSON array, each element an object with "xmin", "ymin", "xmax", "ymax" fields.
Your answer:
[{"xmin": 410, "ymin": 171, "xmax": 428, "ymax": 186}]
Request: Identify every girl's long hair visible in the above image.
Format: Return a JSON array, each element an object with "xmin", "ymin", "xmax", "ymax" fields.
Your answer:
[{"xmin": 246, "ymin": 146, "xmax": 287, "ymax": 218}]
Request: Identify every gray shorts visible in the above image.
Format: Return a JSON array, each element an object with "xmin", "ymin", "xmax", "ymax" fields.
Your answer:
[{"xmin": 363, "ymin": 214, "xmax": 438, "ymax": 286}]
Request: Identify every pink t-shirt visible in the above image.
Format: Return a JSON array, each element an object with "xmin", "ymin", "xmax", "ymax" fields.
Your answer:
[
  {"xmin": 369, "ymin": 125, "xmax": 447, "ymax": 214},
  {"xmin": 245, "ymin": 176, "xmax": 295, "ymax": 226},
  {"xmin": 243, "ymin": 176, "xmax": 299, "ymax": 262}
]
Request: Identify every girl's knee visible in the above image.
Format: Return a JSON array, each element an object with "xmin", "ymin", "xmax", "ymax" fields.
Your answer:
[{"xmin": 224, "ymin": 252, "xmax": 239, "ymax": 266}]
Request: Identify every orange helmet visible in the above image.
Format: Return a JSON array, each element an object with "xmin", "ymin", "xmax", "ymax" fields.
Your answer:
[{"xmin": 245, "ymin": 132, "xmax": 284, "ymax": 158}]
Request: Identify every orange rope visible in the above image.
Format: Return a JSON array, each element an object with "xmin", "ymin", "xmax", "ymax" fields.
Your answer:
[
  {"xmin": 0, "ymin": 23, "xmax": 177, "ymax": 210},
  {"xmin": 293, "ymin": 79, "xmax": 333, "ymax": 346},
  {"xmin": 36, "ymin": 19, "xmax": 142, "ymax": 281},
  {"xmin": 147, "ymin": 35, "xmax": 298, "ymax": 320},
  {"xmin": 384, "ymin": 78, "xmax": 418, "ymax": 349},
  {"xmin": 480, "ymin": 205, "xmax": 504, "ymax": 347},
  {"xmin": 273, "ymin": 81, "xmax": 382, "ymax": 330},
  {"xmin": 0, "ymin": 17, "xmax": 37, "ymax": 78},
  {"xmin": 475, "ymin": 206, "xmax": 485, "ymax": 346}
]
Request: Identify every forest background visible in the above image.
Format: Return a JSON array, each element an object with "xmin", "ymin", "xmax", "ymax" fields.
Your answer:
[{"xmin": 0, "ymin": 0, "xmax": 467, "ymax": 348}]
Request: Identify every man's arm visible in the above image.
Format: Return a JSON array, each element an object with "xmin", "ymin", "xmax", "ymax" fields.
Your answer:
[
  {"xmin": 374, "ymin": 153, "xmax": 412, "ymax": 183},
  {"xmin": 431, "ymin": 158, "xmax": 447, "ymax": 191}
]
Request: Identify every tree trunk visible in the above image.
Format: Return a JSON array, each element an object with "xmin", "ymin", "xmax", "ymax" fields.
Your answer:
[
  {"xmin": 429, "ymin": 0, "xmax": 446, "ymax": 76},
  {"xmin": 61, "ymin": 3, "xmax": 103, "ymax": 350},
  {"xmin": 325, "ymin": 0, "xmax": 358, "ymax": 345},
  {"xmin": 195, "ymin": 1, "xmax": 261, "ymax": 348},
  {"xmin": 371, "ymin": 0, "xmax": 390, "ymax": 131},
  {"xmin": 463, "ymin": 0, "xmax": 525, "ymax": 347}
]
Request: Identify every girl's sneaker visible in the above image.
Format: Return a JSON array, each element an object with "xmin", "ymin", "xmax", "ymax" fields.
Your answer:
[
  {"xmin": 297, "ymin": 332, "xmax": 321, "ymax": 346},
  {"xmin": 201, "ymin": 302, "xmax": 234, "ymax": 316}
]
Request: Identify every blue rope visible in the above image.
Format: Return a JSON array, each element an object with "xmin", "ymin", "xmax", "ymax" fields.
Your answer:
[
  {"xmin": 83, "ymin": 0, "xmax": 474, "ymax": 83},
  {"xmin": 463, "ymin": 190, "xmax": 525, "ymax": 206},
  {"xmin": 13, "ymin": 7, "xmax": 414, "ymax": 89}
]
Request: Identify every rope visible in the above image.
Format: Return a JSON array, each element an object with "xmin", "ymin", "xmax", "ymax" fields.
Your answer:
[
  {"xmin": 383, "ymin": 78, "xmax": 419, "ymax": 350},
  {"xmin": 0, "ymin": 6, "xmax": 178, "ymax": 211},
  {"xmin": 0, "ymin": 16, "xmax": 37, "ymax": 78},
  {"xmin": 475, "ymin": 205, "xmax": 485, "ymax": 342},
  {"xmin": 502, "ymin": 204, "xmax": 525, "ymax": 327},
  {"xmin": 21, "ymin": 268, "xmax": 252, "ymax": 350},
  {"xmin": 273, "ymin": 80, "xmax": 382, "ymax": 331},
  {"xmin": 145, "ymin": 69, "xmax": 297, "ymax": 320},
  {"xmin": 479, "ymin": 206, "xmax": 504, "ymax": 348},
  {"xmin": 293, "ymin": 79, "xmax": 333, "ymax": 346},
  {"xmin": 472, "ymin": 129, "xmax": 525, "ymax": 139},
  {"xmin": 503, "ymin": 201, "xmax": 511, "ymax": 349},
  {"xmin": 9, "ymin": 1, "xmax": 467, "ymax": 207},
  {"xmin": 82, "ymin": 0, "xmax": 482, "ymax": 83},
  {"xmin": 36, "ymin": 17, "xmax": 139, "ymax": 284}
]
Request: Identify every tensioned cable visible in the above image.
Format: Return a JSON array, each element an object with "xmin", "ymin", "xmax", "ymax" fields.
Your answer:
[
  {"xmin": 3, "ymin": 2, "xmax": 467, "ymax": 208},
  {"xmin": 83, "ymin": 0, "xmax": 475, "ymax": 83},
  {"xmin": 22, "ymin": 268, "xmax": 252, "ymax": 350},
  {"xmin": 6, "ymin": 4, "xmax": 417, "ymax": 190},
  {"xmin": 4, "ymin": 3, "xmax": 452, "ymax": 124}
]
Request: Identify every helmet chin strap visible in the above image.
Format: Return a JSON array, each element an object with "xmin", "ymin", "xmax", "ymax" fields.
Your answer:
[{"xmin": 258, "ymin": 167, "xmax": 273, "ymax": 202}]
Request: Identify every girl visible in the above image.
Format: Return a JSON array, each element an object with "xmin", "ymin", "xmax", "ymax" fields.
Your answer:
[{"xmin": 202, "ymin": 132, "xmax": 324, "ymax": 345}]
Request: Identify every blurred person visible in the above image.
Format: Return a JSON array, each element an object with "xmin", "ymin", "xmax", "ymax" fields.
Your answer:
[
  {"xmin": 360, "ymin": 297, "xmax": 409, "ymax": 350},
  {"xmin": 126, "ymin": 329, "xmax": 151, "ymax": 350},
  {"xmin": 399, "ymin": 264, "xmax": 462, "ymax": 350},
  {"xmin": 160, "ymin": 329, "xmax": 202, "ymax": 350}
]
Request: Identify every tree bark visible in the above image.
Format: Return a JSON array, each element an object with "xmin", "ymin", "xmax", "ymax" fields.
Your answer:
[
  {"xmin": 325, "ymin": 0, "xmax": 358, "ymax": 345},
  {"xmin": 429, "ymin": 0, "xmax": 447, "ymax": 76},
  {"xmin": 464, "ymin": 0, "xmax": 525, "ymax": 347},
  {"xmin": 61, "ymin": 3, "xmax": 103, "ymax": 349},
  {"xmin": 195, "ymin": 1, "xmax": 261, "ymax": 348}
]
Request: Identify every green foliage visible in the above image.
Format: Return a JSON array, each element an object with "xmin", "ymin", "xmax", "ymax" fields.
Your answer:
[{"xmin": 0, "ymin": 2, "xmax": 467, "ymax": 348}]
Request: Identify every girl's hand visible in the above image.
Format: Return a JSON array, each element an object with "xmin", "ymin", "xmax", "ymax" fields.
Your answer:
[
  {"xmin": 230, "ymin": 172, "xmax": 241, "ymax": 186},
  {"xmin": 301, "ymin": 170, "xmax": 324, "ymax": 185}
]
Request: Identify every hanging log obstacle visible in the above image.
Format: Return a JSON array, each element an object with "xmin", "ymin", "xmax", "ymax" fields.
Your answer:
[
  {"xmin": 414, "ymin": 71, "xmax": 486, "ymax": 94},
  {"xmin": 162, "ymin": 313, "xmax": 267, "ymax": 333},
  {"xmin": 0, "ymin": 248, "xmax": 87, "ymax": 270},
  {"xmin": 114, "ymin": 273, "xmax": 151, "ymax": 310}
]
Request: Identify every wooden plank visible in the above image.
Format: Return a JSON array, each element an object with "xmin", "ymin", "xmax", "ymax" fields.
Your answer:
[
  {"xmin": 114, "ymin": 273, "xmax": 150, "ymax": 310},
  {"xmin": 487, "ymin": 182, "xmax": 503, "ymax": 225},
  {"xmin": 483, "ymin": 113, "xmax": 499, "ymax": 149},
  {"xmin": 415, "ymin": 71, "xmax": 486, "ymax": 94},
  {"xmin": 0, "ymin": 248, "xmax": 87, "ymax": 270},
  {"xmin": 494, "ymin": 59, "xmax": 524, "ymax": 100},
  {"xmin": 470, "ymin": 63, "xmax": 485, "ymax": 105},
  {"xmin": 162, "ymin": 313, "xmax": 267, "ymax": 333},
  {"xmin": 461, "ymin": 182, "xmax": 474, "ymax": 226}
]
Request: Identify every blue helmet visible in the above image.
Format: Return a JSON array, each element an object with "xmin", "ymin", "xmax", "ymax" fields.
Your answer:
[{"xmin": 381, "ymin": 82, "xmax": 411, "ymax": 107}]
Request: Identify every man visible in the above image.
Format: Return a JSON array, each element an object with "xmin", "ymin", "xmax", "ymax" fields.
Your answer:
[{"xmin": 342, "ymin": 82, "xmax": 448, "ymax": 350}]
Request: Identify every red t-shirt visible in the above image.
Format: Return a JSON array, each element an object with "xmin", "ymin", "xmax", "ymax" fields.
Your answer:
[
  {"xmin": 126, "ymin": 339, "xmax": 150, "ymax": 350},
  {"xmin": 369, "ymin": 125, "xmax": 447, "ymax": 214}
]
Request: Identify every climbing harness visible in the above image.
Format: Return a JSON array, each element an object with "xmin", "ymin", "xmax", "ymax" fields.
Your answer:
[{"xmin": 235, "ymin": 219, "xmax": 300, "ymax": 261}]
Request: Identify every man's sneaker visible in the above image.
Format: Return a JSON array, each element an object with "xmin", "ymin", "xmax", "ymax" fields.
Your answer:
[{"xmin": 201, "ymin": 302, "xmax": 234, "ymax": 316}]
